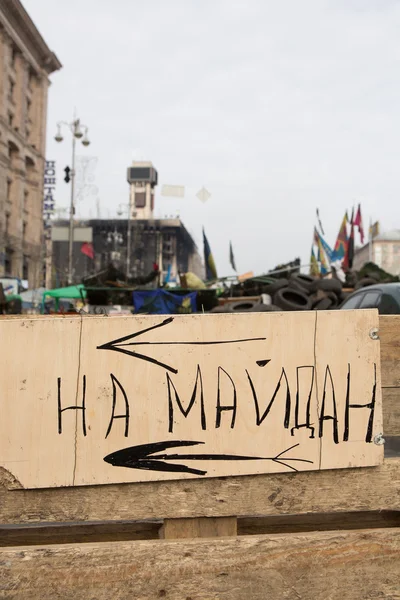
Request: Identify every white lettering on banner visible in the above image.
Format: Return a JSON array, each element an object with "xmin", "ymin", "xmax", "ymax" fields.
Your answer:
[
  {"xmin": 0, "ymin": 311, "xmax": 383, "ymax": 489},
  {"xmin": 43, "ymin": 160, "xmax": 56, "ymax": 228}
]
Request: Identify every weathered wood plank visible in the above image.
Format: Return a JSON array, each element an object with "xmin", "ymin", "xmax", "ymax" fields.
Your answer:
[
  {"xmin": 161, "ymin": 516, "xmax": 237, "ymax": 539},
  {"xmin": 1, "ymin": 529, "xmax": 399, "ymax": 600},
  {"xmin": 1, "ymin": 512, "xmax": 398, "ymax": 547},
  {"xmin": 379, "ymin": 315, "xmax": 400, "ymax": 387},
  {"xmin": 1, "ymin": 458, "xmax": 399, "ymax": 524},
  {"xmin": 383, "ymin": 388, "xmax": 400, "ymax": 436},
  {"xmin": 239, "ymin": 510, "xmax": 400, "ymax": 535},
  {"xmin": 0, "ymin": 520, "xmax": 161, "ymax": 547}
]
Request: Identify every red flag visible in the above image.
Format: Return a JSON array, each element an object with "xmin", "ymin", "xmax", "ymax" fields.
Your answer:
[
  {"xmin": 81, "ymin": 242, "xmax": 94, "ymax": 259},
  {"xmin": 353, "ymin": 204, "xmax": 364, "ymax": 244}
]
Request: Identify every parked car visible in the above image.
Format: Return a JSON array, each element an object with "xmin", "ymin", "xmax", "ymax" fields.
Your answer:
[{"xmin": 340, "ymin": 283, "xmax": 400, "ymax": 314}]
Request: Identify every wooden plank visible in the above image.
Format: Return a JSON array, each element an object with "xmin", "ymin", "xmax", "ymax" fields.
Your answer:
[
  {"xmin": 1, "ymin": 529, "xmax": 399, "ymax": 599},
  {"xmin": 1, "ymin": 458, "xmax": 399, "ymax": 524},
  {"xmin": 0, "ymin": 311, "xmax": 383, "ymax": 489},
  {"xmin": 161, "ymin": 517, "xmax": 237, "ymax": 539},
  {"xmin": 379, "ymin": 315, "xmax": 400, "ymax": 387},
  {"xmin": 239, "ymin": 511, "xmax": 400, "ymax": 535},
  {"xmin": 383, "ymin": 388, "xmax": 400, "ymax": 436},
  {"xmin": 0, "ymin": 520, "xmax": 161, "ymax": 547},
  {"xmin": 1, "ymin": 512, "xmax": 397, "ymax": 547}
]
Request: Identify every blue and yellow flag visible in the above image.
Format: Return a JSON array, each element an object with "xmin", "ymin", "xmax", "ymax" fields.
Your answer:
[
  {"xmin": 310, "ymin": 247, "xmax": 319, "ymax": 276},
  {"xmin": 314, "ymin": 229, "xmax": 331, "ymax": 275},
  {"xmin": 203, "ymin": 228, "xmax": 218, "ymax": 280}
]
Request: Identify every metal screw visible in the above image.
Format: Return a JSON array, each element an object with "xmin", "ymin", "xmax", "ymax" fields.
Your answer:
[
  {"xmin": 373, "ymin": 433, "xmax": 385, "ymax": 445},
  {"xmin": 369, "ymin": 328, "xmax": 379, "ymax": 340}
]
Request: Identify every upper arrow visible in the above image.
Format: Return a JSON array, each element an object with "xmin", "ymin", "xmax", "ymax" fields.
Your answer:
[
  {"xmin": 103, "ymin": 440, "xmax": 313, "ymax": 476},
  {"xmin": 97, "ymin": 317, "xmax": 266, "ymax": 374}
]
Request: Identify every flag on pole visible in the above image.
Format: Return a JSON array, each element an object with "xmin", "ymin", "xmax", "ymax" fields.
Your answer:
[
  {"xmin": 310, "ymin": 247, "xmax": 319, "ymax": 276},
  {"xmin": 319, "ymin": 233, "xmax": 333, "ymax": 262},
  {"xmin": 344, "ymin": 209, "xmax": 355, "ymax": 269},
  {"xmin": 203, "ymin": 228, "xmax": 218, "ymax": 280},
  {"xmin": 81, "ymin": 242, "xmax": 94, "ymax": 259},
  {"xmin": 353, "ymin": 204, "xmax": 364, "ymax": 244},
  {"xmin": 315, "ymin": 230, "xmax": 331, "ymax": 274},
  {"xmin": 332, "ymin": 213, "xmax": 348, "ymax": 261},
  {"xmin": 369, "ymin": 221, "xmax": 380, "ymax": 240},
  {"xmin": 229, "ymin": 241, "xmax": 237, "ymax": 272},
  {"xmin": 316, "ymin": 208, "xmax": 325, "ymax": 235}
]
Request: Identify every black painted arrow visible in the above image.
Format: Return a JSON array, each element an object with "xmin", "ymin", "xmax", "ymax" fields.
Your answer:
[
  {"xmin": 103, "ymin": 440, "xmax": 313, "ymax": 476},
  {"xmin": 97, "ymin": 317, "xmax": 266, "ymax": 374}
]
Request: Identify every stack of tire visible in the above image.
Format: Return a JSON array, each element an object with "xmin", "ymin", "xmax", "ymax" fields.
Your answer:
[{"xmin": 211, "ymin": 274, "xmax": 344, "ymax": 313}]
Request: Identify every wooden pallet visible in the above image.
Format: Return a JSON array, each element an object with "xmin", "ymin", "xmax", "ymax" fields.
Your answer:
[{"xmin": 0, "ymin": 315, "xmax": 399, "ymax": 599}]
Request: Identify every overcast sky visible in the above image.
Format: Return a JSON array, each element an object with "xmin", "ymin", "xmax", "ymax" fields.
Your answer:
[{"xmin": 23, "ymin": 0, "xmax": 400, "ymax": 275}]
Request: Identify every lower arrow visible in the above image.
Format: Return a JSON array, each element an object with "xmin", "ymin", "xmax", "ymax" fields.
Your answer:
[{"xmin": 103, "ymin": 440, "xmax": 313, "ymax": 476}]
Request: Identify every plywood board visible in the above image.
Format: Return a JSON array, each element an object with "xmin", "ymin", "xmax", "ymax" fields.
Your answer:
[{"xmin": 0, "ymin": 311, "xmax": 383, "ymax": 489}]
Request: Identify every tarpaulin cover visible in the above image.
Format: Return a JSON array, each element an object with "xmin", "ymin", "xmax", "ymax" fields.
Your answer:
[{"xmin": 133, "ymin": 290, "xmax": 197, "ymax": 315}]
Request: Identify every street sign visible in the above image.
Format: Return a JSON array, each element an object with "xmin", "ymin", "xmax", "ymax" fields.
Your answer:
[{"xmin": 0, "ymin": 311, "xmax": 383, "ymax": 489}]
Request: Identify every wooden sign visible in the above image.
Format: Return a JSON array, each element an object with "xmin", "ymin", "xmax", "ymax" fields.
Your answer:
[{"xmin": 0, "ymin": 310, "xmax": 383, "ymax": 489}]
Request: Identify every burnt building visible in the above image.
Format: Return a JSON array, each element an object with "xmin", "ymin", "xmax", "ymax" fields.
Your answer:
[{"xmin": 51, "ymin": 218, "xmax": 203, "ymax": 287}]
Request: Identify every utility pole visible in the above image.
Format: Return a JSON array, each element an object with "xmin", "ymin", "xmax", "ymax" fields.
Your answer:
[
  {"xmin": 54, "ymin": 115, "xmax": 90, "ymax": 285},
  {"xmin": 126, "ymin": 190, "xmax": 132, "ymax": 280}
]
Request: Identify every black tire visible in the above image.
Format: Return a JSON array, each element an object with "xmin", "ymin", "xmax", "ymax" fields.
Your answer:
[
  {"xmin": 261, "ymin": 278, "xmax": 288, "ymax": 295},
  {"xmin": 313, "ymin": 297, "xmax": 334, "ymax": 310},
  {"xmin": 273, "ymin": 288, "xmax": 310, "ymax": 311},
  {"xmin": 327, "ymin": 292, "xmax": 339, "ymax": 308},
  {"xmin": 310, "ymin": 278, "xmax": 343, "ymax": 296},
  {"xmin": 288, "ymin": 279, "xmax": 312, "ymax": 295},
  {"xmin": 230, "ymin": 300, "xmax": 259, "ymax": 312},
  {"xmin": 354, "ymin": 277, "xmax": 377, "ymax": 291},
  {"xmin": 210, "ymin": 304, "xmax": 233, "ymax": 313},
  {"xmin": 290, "ymin": 273, "xmax": 316, "ymax": 292},
  {"xmin": 250, "ymin": 303, "xmax": 281, "ymax": 312}
]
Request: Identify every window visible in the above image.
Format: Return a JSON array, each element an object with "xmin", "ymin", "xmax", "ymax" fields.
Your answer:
[
  {"xmin": 341, "ymin": 293, "xmax": 364, "ymax": 310},
  {"xmin": 28, "ymin": 68, "xmax": 36, "ymax": 91},
  {"xmin": 379, "ymin": 293, "xmax": 400, "ymax": 315},
  {"xmin": 23, "ymin": 190, "xmax": 29, "ymax": 212},
  {"xmin": 374, "ymin": 247, "xmax": 382, "ymax": 267},
  {"xmin": 135, "ymin": 192, "xmax": 146, "ymax": 208},
  {"xmin": 5, "ymin": 249, "xmax": 12, "ymax": 275},
  {"xmin": 11, "ymin": 46, "xmax": 17, "ymax": 69},
  {"xmin": 9, "ymin": 78, "xmax": 15, "ymax": 101},
  {"xmin": 359, "ymin": 291, "xmax": 381, "ymax": 309},
  {"xmin": 5, "ymin": 213, "xmax": 10, "ymax": 235},
  {"xmin": 6, "ymin": 179, "xmax": 12, "ymax": 203},
  {"xmin": 8, "ymin": 112, "xmax": 14, "ymax": 127},
  {"xmin": 22, "ymin": 255, "xmax": 29, "ymax": 281},
  {"xmin": 22, "ymin": 222, "xmax": 27, "ymax": 240}
]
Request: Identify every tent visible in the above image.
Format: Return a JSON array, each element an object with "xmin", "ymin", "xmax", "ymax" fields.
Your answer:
[
  {"xmin": 20, "ymin": 287, "xmax": 47, "ymax": 308},
  {"xmin": 42, "ymin": 285, "xmax": 86, "ymax": 312}
]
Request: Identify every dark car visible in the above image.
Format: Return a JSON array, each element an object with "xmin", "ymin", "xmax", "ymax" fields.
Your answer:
[{"xmin": 340, "ymin": 283, "xmax": 400, "ymax": 314}]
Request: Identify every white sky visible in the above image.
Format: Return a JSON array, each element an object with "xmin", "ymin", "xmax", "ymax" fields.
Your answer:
[{"xmin": 23, "ymin": 0, "xmax": 400, "ymax": 275}]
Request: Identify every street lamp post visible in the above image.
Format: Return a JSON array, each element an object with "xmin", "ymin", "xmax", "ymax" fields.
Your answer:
[{"xmin": 55, "ymin": 116, "xmax": 90, "ymax": 285}]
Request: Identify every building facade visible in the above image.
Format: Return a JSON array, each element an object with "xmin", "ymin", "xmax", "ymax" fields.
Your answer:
[
  {"xmin": 353, "ymin": 229, "xmax": 400, "ymax": 275},
  {"xmin": 127, "ymin": 161, "xmax": 157, "ymax": 220},
  {"xmin": 0, "ymin": 0, "xmax": 61, "ymax": 286},
  {"xmin": 50, "ymin": 218, "xmax": 204, "ymax": 287}
]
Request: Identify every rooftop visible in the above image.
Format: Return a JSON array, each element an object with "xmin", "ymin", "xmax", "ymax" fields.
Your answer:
[{"xmin": 374, "ymin": 229, "xmax": 400, "ymax": 242}]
